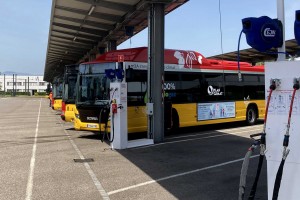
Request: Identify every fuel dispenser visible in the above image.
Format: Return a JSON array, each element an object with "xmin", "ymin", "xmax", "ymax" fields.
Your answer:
[
  {"xmin": 106, "ymin": 64, "xmax": 153, "ymax": 149},
  {"xmin": 264, "ymin": 62, "xmax": 300, "ymax": 200},
  {"xmin": 238, "ymin": 10, "xmax": 300, "ymax": 200},
  {"xmin": 109, "ymin": 80, "xmax": 128, "ymax": 149}
]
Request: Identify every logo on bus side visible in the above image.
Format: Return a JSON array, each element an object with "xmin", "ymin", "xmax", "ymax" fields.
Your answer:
[
  {"xmin": 174, "ymin": 51, "xmax": 203, "ymax": 69},
  {"xmin": 164, "ymin": 83, "xmax": 176, "ymax": 90},
  {"xmin": 207, "ymin": 86, "xmax": 223, "ymax": 96}
]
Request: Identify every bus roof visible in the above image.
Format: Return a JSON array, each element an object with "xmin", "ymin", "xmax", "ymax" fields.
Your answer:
[{"xmin": 82, "ymin": 47, "xmax": 264, "ymax": 73}]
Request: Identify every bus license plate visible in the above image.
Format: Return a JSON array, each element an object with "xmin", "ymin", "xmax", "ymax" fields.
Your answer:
[{"xmin": 87, "ymin": 124, "xmax": 97, "ymax": 128}]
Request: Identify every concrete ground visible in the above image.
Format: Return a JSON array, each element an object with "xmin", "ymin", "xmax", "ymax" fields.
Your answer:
[{"xmin": 0, "ymin": 97, "xmax": 267, "ymax": 200}]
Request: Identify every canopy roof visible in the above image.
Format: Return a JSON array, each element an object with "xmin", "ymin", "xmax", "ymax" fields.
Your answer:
[
  {"xmin": 208, "ymin": 39, "xmax": 300, "ymax": 64},
  {"xmin": 44, "ymin": 0, "xmax": 188, "ymax": 82}
]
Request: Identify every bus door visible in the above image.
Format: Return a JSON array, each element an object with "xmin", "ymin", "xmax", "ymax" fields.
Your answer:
[{"xmin": 164, "ymin": 101, "xmax": 172, "ymax": 130}]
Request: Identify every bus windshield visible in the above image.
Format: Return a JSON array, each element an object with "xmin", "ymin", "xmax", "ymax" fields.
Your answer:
[
  {"xmin": 77, "ymin": 74, "xmax": 110, "ymax": 106},
  {"xmin": 53, "ymin": 82, "xmax": 63, "ymax": 99},
  {"xmin": 63, "ymin": 75, "xmax": 77, "ymax": 102}
]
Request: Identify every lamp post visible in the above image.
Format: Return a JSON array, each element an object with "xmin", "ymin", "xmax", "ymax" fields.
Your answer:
[
  {"xmin": 25, "ymin": 79, "xmax": 27, "ymax": 94},
  {"xmin": 4, "ymin": 74, "xmax": 5, "ymax": 96},
  {"xmin": 36, "ymin": 76, "xmax": 39, "ymax": 95},
  {"xmin": 15, "ymin": 74, "xmax": 17, "ymax": 96}
]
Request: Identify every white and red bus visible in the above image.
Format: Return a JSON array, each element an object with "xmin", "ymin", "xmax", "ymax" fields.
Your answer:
[{"xmin": 74, "ymin": 47, "xmax": 265, "ymax": 133}]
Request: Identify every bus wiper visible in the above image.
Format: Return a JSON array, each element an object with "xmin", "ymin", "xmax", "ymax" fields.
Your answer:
[
  {"xmin": 79, "ymin": 100, "xmax": 94, "ymax": 105},
  {"xmin": 95, "ymin": 100, "xmax": 109, "ymax": 105}
]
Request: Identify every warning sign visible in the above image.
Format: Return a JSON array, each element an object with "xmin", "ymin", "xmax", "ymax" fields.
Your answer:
[{"xmin": 118, "ymin": 55, "xmax": 124, "ymax": 62}]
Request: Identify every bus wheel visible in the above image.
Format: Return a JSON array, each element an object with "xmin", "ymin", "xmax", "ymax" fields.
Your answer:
[{"xmin": 246, "ymin": 106, "xmax": 257, "ymax": 125}]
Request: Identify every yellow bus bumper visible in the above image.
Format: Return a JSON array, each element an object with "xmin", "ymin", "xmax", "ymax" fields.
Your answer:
[
  {"xmin": 53, "ymin": 99, "xmax": 62, "ymax": 110},
  {"xmin": 64, "ymin": 104, "xmax": 76, "ymax": 122}
]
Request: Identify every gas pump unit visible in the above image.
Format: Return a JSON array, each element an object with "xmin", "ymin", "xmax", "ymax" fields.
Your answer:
[
  {"xmin": 264, "ymin": 61, "xmax": 300, "ymax": 200},
  {"xmin": 109, "ymin": 81, "xmax": 128, "ymax": 149},
  {"xmin": 238, "ymin": 9, "xmax": 300, "ymax": 199},
  {"xmin": 107, "ymin": 66, "xmax": 154, "ymax": 150}
]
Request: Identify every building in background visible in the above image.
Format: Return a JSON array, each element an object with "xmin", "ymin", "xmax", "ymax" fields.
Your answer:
[{"xmin": 0, "ymin": 75, "xmax": 48, "ymax": 95}]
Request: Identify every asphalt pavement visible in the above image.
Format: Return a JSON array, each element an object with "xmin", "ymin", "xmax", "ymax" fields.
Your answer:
[{"xmin": 0, "ymin": 97, "xmax": 267, "ymax": 200}]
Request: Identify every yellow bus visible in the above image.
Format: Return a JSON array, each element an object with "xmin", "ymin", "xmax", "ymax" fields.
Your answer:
[
  {"xmin": 52, "ymin": 76, "xmax": 63, "ymax": 111},
  {"xmin": 61, "ymin": 65, "xmax": 78, "ymax": 122},
  {"xmin": 74, "ymin": 47, "xmax": 265, "ymax": 133}
]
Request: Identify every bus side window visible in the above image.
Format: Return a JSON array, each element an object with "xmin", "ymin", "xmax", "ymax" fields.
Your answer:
[
  {"xmin": 164, "ymin": 72, "xmax": 181, "ymax": 102},
  {"xmin": 224, "ymin": 74, "xmax": 244, "ymax": 100},
  {"xmin": 244, "ymin": 74, "xmax": 264, "ymax": 99},
  {"xmin": 127, "ymin": 70, "xmax": 147, "ymax": 106},
  {"xmin": 180, "ymin": 73, "xmax": 200, "ymax": 103}
]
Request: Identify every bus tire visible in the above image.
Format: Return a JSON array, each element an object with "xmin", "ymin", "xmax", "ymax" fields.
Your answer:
[
  {"xmin": 246, "ymin": 105, "xmax": 257, "ymax": 125},
  {"xmin": 170, "ymin": 108, "xmax": 179, "ymax": 132}
]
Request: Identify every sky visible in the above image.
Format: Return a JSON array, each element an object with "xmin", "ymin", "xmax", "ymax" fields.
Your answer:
[{"xmin": 0, "ymin": 0, "xmax": 299, "ymax": 75}]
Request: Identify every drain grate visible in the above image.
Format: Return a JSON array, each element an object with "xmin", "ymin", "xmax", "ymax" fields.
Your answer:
[{"xmin": 73, "ymin": 158, "xmax": 94, "ymax": 163}]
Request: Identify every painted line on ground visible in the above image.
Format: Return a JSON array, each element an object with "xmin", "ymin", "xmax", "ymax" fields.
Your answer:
[
  {"xmin": 60, "ymin": 121, "xmax": 110, "ymax": 200},
  {"xmin": 107, "ymin": 154, "xmax": 259, "ymax": 196},
  {"xmin": 25, "ymin": 98, "xmax": 42, "ymax": 200},
  {"xmin": 134, "ymin": 128, "xmax": 262, "ymax": 150}
]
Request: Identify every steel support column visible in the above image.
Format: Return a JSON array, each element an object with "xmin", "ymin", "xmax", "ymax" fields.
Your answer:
[
  {"xmin": 89, "ymin": 53, "xmax": 96, "ymax": 61},
  {"xmin": 277, "ymin": 0, "xmax": 286, "ymax": 61},
  {"xmin": 107, "ymin": 40, "xmax": 117, "ymax": 52},
  {"xmin": 98, "ymin": 47, "xmax": 106, "ymax": 54},
  {"xmin": 148, "ymin": 3, "xmax": 165, "ymax": 143}
]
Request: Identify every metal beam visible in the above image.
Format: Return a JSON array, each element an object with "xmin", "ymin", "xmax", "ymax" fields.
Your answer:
[
  {"xmin": 47, "ymin": 60, "xmax": 77, "ymax": 65},
  {"xmin": 50, "ymin": 39, "xmax": 93, "ymax": 49},
  {"xmin": 48, "ymin": 53, "xmax": 79, "ymax": 60},
  {"xmin": 75, "ymin": 0, "xmax": 134, "ymax": 12},
  {"xmin": 49, "ymin": 46, "xmax": 86, "ymax": 54},
  {"xmin": 107, "ymin": 40, "xmax": 116, "ymax": 51},
  {"xmin": 53, "ymin": 22, "xmax": 108, "ymax": 36},
  {"xmin": 48, "ymin": 56, "xmax": 81, "ymax": 62},
  {"xmin": 47, "ymin": 59, "xmax": 77, "ymax": 65},
  {"xmin": 49, "ymin": 43, "xmax": 90, "ymax": 51},
  {"xmin": 48, "ymin": 50, "xmax": 82, "ymax": 57},
  {"xmin": 48, "ymin": 50, "xmax": 79, "ymax": 57},
  {"xmin": 49, "ymin": 46, "xmax": 87, "ymax": 54},
  {"xmin": 54, "ymin": 15, "xmax": 114, "ymax": 30},
  {"xmin": 51, "ymin": 34, "xmax": 97, "ymax": 45},
  {"xmin": 48, "ymin": 50, "xmax": 84, "ymax": 58},
  {"xmin": 55, "ymin": 5, "xmax": 122, "ymax": 22},
  {"xmin": 52, "ymin": 29, "xmax": 102, "ymax": 41},
  {"xmin": 47, "ymin": 58, "xmax": 76, "ymax": 64}
]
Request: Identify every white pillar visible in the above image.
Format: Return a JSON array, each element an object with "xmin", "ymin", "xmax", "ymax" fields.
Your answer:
[{"xmin": 277, "ymin": 0, "xmax": 286, "ymax": 61}]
